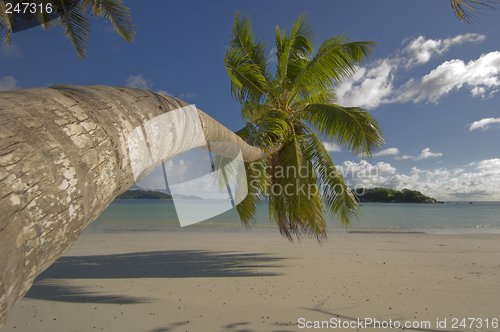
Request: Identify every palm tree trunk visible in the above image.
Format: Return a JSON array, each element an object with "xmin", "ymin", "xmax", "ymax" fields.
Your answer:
[{"xmin": 0, "ymin": 85, "xmax": 273, "ymax": 326}]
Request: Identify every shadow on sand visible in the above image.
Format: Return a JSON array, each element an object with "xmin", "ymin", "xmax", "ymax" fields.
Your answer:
[{"xmin": 24, "ymin": 250, "xmax": 285, "ymax": 304}]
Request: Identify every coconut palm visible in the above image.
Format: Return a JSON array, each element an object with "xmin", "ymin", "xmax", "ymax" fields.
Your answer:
[
  {"xmin": 0, "ymin": 0, "xmax": 134, "ymax": 59},
  {"xmin": 223, "ymin": 13, "xmax": 384, "ymax": 240}
]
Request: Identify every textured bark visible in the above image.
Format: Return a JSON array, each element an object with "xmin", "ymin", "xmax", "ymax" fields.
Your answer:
[{"xmin": 0, "ymin": 85, "xmax": 271, "ymax": 326}]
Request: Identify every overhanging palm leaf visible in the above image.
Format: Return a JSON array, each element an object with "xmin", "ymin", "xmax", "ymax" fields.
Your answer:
[
  {"xmin": 0, "ymin": 0, "xmax": 135, "ymax": 59},
  {"xmin": 82, "ymin": 0, "xmax": 135, "ymax": 42},
  {"xmin": 450, "ymin": 0, "xmax": 499, "ymax": 23},
  {"xmin": 303, "ymin": 133, "xmax": 359, "ymax": 226},
  {"xmin": 57, "ymin": 0, "xmax": 90, "ymax": 59}
]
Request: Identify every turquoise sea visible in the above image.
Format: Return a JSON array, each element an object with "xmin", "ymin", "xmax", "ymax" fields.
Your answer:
[{"xmin": 87, "ymin": 199, "xmax": 500, "ymax": 235}]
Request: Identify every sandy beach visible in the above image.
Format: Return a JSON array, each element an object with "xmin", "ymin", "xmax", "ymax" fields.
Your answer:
[{"xmin": 3, "ymin": 228, "xmax": 499, "ymax": 332}]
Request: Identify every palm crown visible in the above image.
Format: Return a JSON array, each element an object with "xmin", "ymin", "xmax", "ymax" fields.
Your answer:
[{"xmin": 224, "ymin": 12, "xmax": 384, "ymax": 240}]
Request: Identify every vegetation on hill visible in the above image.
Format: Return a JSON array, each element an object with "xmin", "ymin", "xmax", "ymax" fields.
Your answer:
[{"xmin": 354, "ymin": 188, "xmax": 436, "ymax": 203}]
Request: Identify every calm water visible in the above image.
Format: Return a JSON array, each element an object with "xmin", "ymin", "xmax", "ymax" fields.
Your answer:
[{"xmin": 88, "ymin": 199, "xmax": 500, "ymax": 235}]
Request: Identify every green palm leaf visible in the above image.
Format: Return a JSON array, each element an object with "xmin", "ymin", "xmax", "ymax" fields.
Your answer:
[
  {"xmin": 292, "ymin": 35, "xmax": 375, "ymax": 100},
  {"xmin": 57, "ymin": 0, "xmax": 91, "ymax": 59},
  {"xmin": 275, "ymin": 13, "xmax": 314, "ymax": 87},
  {"xmin": 304, "ymin": 103, "xmax": 384, "ymax": 157},
  {"xmin": 236, "ymin": 159, "xmax": 269, "ymax": 225},
  {"xmin": 303, "ymin": 133, "xmax": 359, "ymax": 227},
  {"xmin": 225, "ymin": 12, "xmax": 272, "ymax": 104},
  {"xmin": 82, "ymin": 0, "xmax": 135, "ymax": 42}
]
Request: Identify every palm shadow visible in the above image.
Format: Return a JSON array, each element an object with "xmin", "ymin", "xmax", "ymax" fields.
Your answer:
[{"xmin": 24, "ymin": 250, "xmax": 285, "ymax": 304}]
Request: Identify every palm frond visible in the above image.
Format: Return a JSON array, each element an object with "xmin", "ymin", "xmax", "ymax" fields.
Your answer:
[
  {"xmin": 292, "ymin": 35, "xmax": 376, "ymax": 100},
  {"xmin": 240, "ymin": 101, "xmax": 273, "ymax": 123},
  {"xmin": 268, "ymin": 135, "xmax": 327, "ymax": 240},
  {"xmin": 248, "ymin": 109, "xmax": 290, "ymax": 150},
  {"xmin": 225, "ymin": 48, "xmax": 271, "ymax": 104},
  {"xmin": 225, "ymin": 12, "xmax": 272, "ymax": 104},
  {"xmin": 57, "ymin": 0, "xmax": 91, "ymax": 59},
  {"xmin": 275, "ymin": 13, "xmax": 314, "ymax": 87},
  {"xmin": 291, "ymin": 88, "xmax": 336, "ymax": 111},
  {"xmin": 0, "ymin": 2, "xmax": 13, "ymax": 42},
  {"xmin": 82, "ymin": 0, "xmax": 135, "ymax": 42},
  {"xmin": 450, "ymin": 0, "xmax": 499, "ymax": 24},
  {"xmin": 303, "ymin": 133, "xmax": 359, "ymax": 227},
  {"xmin": 235, "ymin": 159, "xmax": 269, "ymax": 225},
  {"xmin": 304, "ymin": 103, "xmax": 384, "ymax": 157}
]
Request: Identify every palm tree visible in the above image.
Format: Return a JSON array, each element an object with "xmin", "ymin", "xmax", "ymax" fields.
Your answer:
[
  {"xmin": 223, "ymin": 13, "xmax": 384, "ymax": 240},
  {"xmin": 0, "ymin": 0, "xmax": 134, "ymax": 59}
]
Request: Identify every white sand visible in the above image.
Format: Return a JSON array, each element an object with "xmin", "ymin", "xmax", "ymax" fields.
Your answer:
[{"xmin": 3, "ymin": 228, "xmax": 500, "ymax": 331}]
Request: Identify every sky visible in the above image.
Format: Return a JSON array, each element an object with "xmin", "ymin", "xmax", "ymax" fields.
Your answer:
[{"xmin": 1, "ymin": 1, "xmax": 500, "ymax": 201}]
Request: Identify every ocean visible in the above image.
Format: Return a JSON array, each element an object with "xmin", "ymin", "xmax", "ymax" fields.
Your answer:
[{"xmin": 87, "ymin": 199, "xmax": 500, "ymax": 235}]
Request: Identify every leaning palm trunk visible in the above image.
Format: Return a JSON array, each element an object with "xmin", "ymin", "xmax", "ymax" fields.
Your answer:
[{"xmin": 0, "ymin": 85, "xmax": 271, "ymax": 326}]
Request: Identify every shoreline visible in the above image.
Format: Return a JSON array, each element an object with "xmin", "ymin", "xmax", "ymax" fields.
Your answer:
[{"xmin": 4, "ymin": 229, "xmax": 500, "ymax": 331}]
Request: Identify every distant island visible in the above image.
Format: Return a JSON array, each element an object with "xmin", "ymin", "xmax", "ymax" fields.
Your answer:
[
  {"xmin": 354, "ymin": 188, "xmax": 441, "ymax": 203},
  {"xmin": 116, "ymin": 190, "xmax": 202, "ymax": 200}
]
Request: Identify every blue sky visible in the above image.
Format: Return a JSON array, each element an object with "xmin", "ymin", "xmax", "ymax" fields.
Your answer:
[{"xmin": 1, "ymin": 1, "xmax": 500, "ymax": 201}]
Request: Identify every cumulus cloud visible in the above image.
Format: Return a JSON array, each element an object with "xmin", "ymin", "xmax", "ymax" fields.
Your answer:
[
  {"xmin": 165, "ymin": 159, "xmax": 189, "ymax": 177},
  {"xmin": 337, "ymin": 160, "xmax": 397, "ymax": 179},
  {"xmin": 1, "ymin": 43, "xmax": 23, "ymax": 58},
  {"xmin": 125, "ymin": 74, "xmax": 153, "ymax": 90},
  {"xmin": 469, "ymin": 117, "xmax": 500, "ymax": 131},
  {"xmin": 336, "ymin": 33, "xmax": 500, "ymax": 109},
  {"xmin": 372, "ymin": 148, "xmax": 400, "ymax": 157},
  {"xmin": 323, "ymin": 142, "xmax": 342, "ymax": 152},
  {"xmin": 125, "ymin": 75, "xmax": 196, "ymax": 101},
  {"xmin": 0, "ymin": 76, "xmax": 20, "ymax": 91},
  {"xmin": 402, "ymin": 33, "xmax": 485, "ymax": 68},
  {"xmin": 395, "ymin": 51, "xmax": 500, "ymax": 103},
  {"xmin": 341, "ymin": 158, "xmax": 500, "ymax": 201},
  {"xmin": 396, "ymin": 148, "xmax": 443, "ymax": 161},
  {"xmin": 178, "ymin": 92, "xmax": 197, "ymax": 101},
  {"xmin": 156, "ymin": 89, "xmax": 172, "ymax": 97},
  {"xmin": 268, "ymin": 47, "xmax": 278, "ymax": 64}
]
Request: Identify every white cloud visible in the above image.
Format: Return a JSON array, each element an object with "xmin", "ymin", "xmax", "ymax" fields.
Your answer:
[
  {"xmin": 124, "ymin": 75, "xmax": 196, "ymax": 101},
  {"xmin": 336, "ymin": 34, "xmax": 500, "ymax": 109},
  {"xmin": 1, "ymin": 43, "xmax": 23, "ymax": 58},
  {"xmin": 156, "ymin": 89, "xmax": 172, "ymax": 97},
  {"xmin": 396, "ymin": 51, "xmax": 500, "ymax": 103},
  {"xmin": 396, "ymin": 148, "xmax": 442, "ymax": 161},
  {"xmin": 165, "ymin": 159, "xmax": 189, "ymax": 177},
  {"xmin": 125, "ymin": 74, "xmax": 153, "ymax": 90},
  {"xmin": 335, "ymin": 59, "xmax": 396, "ymax": 109},
  {"xmin": 372, "ymin": 147, "xmax": 400, "ymax": 157},
  {"xmin": 337, "ymin": 160, "xmax": 397, "ymax": 179},
  {"xmin": 268, "ymin": 47, "xmax": 277, "ymax": 64},
  {"xmin": 0, "ymin": 76, "xmax": 20, "ymax": 91},
  {"xmin": 323, "ymin": 142, "xmax": 342, "ymax": 152},
  {"xmin": 178, "ymin": 92, "xmax": 197, "ymax": 101},
  {"xmin": 342, "ymin": 158, "xmax": 500, "ymax": 201},
  {"xmin": 402, "ymin": 33, "xmax": 485, "ymax": 68},
  {"xmin": 469, "ymin": 117, "xmax": 500, "ymax": 131}
]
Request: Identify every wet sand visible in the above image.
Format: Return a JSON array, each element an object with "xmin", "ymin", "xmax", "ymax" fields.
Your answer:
[{"xmin": 3, "ymin": 228, "xmax": 500, "ymax": 331}]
